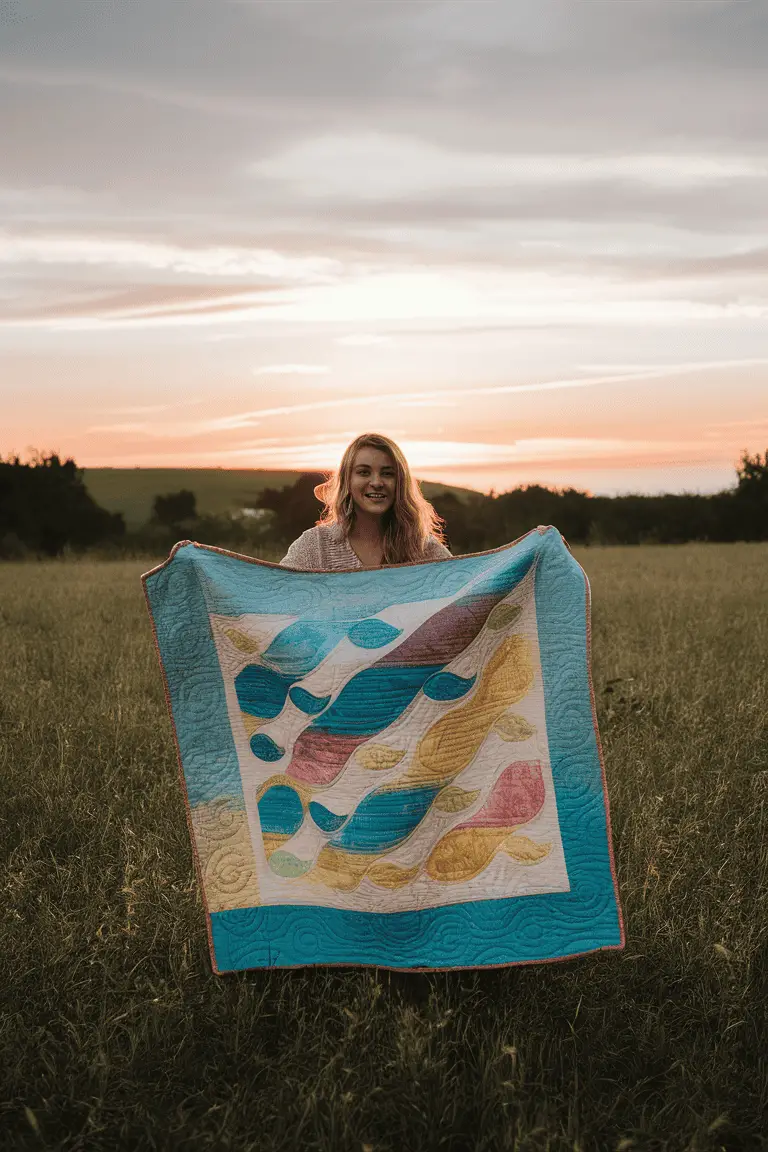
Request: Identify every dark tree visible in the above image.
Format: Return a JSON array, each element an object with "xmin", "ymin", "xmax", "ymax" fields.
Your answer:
[
  {"xmin": 735, "ymin": 449, "xmax": 768, "ymax": 494},
  {"xmin": 728, "ymin": 448, "xmax": 768, "ymax": 542},
  {"xmin": 430, "ymin": 491, "xmax": 489, "ymax": 554},
  {"xmin": 0, "ymin": 452, "xmax": 125, "ymax": 557},
  {"xmin": 151, "ymin": 489, "xmax": 197, "ymax": 527},
  {"xmin": 252, "ymin": 472, "xmax": 327, "ymax": 545}
]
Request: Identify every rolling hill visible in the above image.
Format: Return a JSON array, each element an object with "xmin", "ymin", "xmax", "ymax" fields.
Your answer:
[{"xmin": 82, "ymin": 468, "xmax": 481, "ymax": 530}]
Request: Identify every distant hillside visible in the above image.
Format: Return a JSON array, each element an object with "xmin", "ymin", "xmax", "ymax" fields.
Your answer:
[{"xmin": 82, "ymin": 468, "xmax": 481, "ymax": 530}]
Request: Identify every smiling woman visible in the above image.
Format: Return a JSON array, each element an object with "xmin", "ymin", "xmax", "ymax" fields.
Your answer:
[{"xmin": 279, "ymin": 433, "xmax": 452, "ymax": 569}]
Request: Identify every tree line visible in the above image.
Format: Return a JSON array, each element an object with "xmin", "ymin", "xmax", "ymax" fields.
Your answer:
[{"xmin": 0, "ymin": 449, "xmax": 766, "ymax": 559}]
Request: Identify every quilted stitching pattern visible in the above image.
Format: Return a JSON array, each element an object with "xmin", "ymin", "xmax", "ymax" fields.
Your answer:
[{"xmin": 142, "ymin": 526, "xmax": 624, "ymax": 972}]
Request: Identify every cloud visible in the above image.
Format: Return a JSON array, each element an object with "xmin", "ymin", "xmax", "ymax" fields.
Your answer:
[
  {"xmin": 0, "ymin": 233, "xmax": 340, "ymax": 280},
  {"xmin": 292, "ymin": 173, "xmax": 768, "ymax": 236},
  {"xmin": 2, "ymin": 2, "xmax": 767, "ymax": 213},
  {"xmin": 97, "ymin": 398, "xmax": 207, "ymax": 416},
  {"xmin": 5, "ymin": 264, "xmax": 766, "ymax": 331},
  {"xmin": 80, "ymin": 433, "xmax": 733, "ymax": 474},
  {"xmin": 0, "ymin": 233, "xmax": 348, "ymax": 325},
  {"xmin": 251, "ymin": 132, "xmax": 768, "ymax": 201},
  {"xmin": 1, "ymin": 282, "xmax": 299, "ymax": 323},
  {"xmin": 86, "ymin": 359, "xmax": 768, "ymax": 439}
]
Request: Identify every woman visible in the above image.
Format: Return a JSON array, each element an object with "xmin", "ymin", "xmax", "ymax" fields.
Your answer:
[{"xmin": 279, "ymin": 432, "xmax": 452, "ymax": 570}]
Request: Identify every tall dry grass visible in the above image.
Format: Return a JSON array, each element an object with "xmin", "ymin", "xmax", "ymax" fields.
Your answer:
[{"xmin": 1, "ymin": 543, "xmax": 766, "ymax": 1151}]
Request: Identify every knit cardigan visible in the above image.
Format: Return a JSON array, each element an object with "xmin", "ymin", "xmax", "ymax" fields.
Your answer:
[{"xmin": 278, "ymin": 521, "xmax": 452, "ymax": 571}]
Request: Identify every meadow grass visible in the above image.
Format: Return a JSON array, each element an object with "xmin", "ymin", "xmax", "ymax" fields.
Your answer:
[{"xmin": 1, "ymin": 542, "xmax": 766, "ymax": 1151}]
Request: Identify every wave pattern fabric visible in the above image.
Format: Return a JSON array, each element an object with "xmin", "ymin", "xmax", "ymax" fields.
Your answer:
[{"xmin": 142, "ymin": 527, "xmax": 624, "ymax": 973}]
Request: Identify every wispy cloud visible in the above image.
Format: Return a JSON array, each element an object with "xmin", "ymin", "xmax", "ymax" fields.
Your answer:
[
  {"xmin": 251, "ymin": 132, "xmax": 768, "ymax": 203},
  {"xmin": 97, "ymin": 398, "xmax": 207, "ymax": 417},
  {"xmin": 576, "ymin": 358, "xmax": 768, "ymax": 375},
  {"xmin": 16, "ymin": 289, "xmax": 765, "ymax": 332},
  {"xmin": 88, "ymin": 367, "xmax": 644, "ymax": 436},
  {"xmin": 87, "ymin": 435, "xmax": 728, "ymax": 472},
  {"xmin": 3, "ymin": 231, "xmax": 767, "ymax": 331},
  {"xmin": 87, "ymin": 360, "xmax": 768, "ymax": 439},
  {"xmin": 3, "ymin": 282, "xmax": 296, "ymax": 324},
  {"xmin": 0, "ymin": 233, "xmax": 341, "ymax": 281},
  {"xmin": 187, "ymin": 358, "xmax": 768, "ymax": 432},
  {"xmin": 195, "ymin": 272, "xmax": 768, "ymax": 331}
]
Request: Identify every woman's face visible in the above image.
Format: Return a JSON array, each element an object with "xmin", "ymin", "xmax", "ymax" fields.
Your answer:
[{"xmin": 348, "ymin": 447, "xmax": 397, "ymax": 519}]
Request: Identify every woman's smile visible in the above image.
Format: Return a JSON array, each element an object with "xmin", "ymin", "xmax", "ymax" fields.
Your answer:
[{"xmin": 359, "ymin": 488, "xmax": 392, "ymax": 509}]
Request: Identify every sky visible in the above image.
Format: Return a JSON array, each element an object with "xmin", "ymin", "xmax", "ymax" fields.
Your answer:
[{"xmin": 1, "ymin": 0, "xmax": 767, "ymax": 497}]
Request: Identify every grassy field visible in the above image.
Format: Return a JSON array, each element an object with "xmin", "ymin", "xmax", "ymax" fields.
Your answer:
[
  {"xmin": 1, "ymin": 542, "xmax": 766, "ymax": 1151},
  {"xmin": 82, "ymin": 469, "xmax": 479, "ymax": 529}
]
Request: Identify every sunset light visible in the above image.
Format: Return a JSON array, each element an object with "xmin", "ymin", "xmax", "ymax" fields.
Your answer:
[{"xmin": 1, "ymin": 3, "xmax": 766, "ymax": 497}]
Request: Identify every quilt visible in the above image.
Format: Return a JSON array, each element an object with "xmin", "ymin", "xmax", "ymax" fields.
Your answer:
[{"xmin": 141, "ymin": 526, "xmax": 624, "ymax": 973}]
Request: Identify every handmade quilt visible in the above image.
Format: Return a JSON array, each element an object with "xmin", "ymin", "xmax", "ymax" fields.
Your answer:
[{"xmin": 142, "ymin": 526, "xmax": 623, "ymax": 973}]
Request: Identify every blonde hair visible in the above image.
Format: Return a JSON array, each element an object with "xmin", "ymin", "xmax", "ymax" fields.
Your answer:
[{"xmin": 314, "ymin": 433, "xmax": 448, "ymax": 565}]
